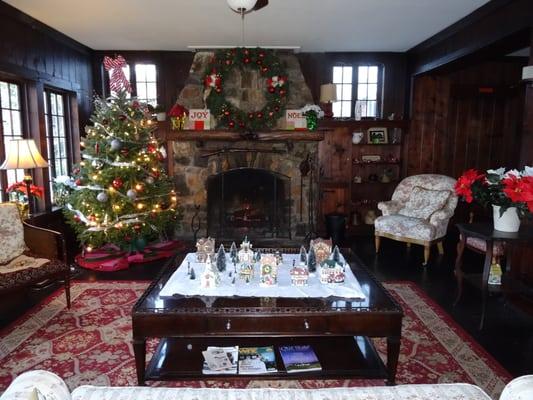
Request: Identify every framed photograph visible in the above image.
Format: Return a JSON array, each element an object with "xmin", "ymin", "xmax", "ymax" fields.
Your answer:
[{"xmin": 367, "ymin": 127, "xmax": 388, "ymax": 144}]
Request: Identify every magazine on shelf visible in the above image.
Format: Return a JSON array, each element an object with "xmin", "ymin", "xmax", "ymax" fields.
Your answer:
[
  {"xmin": 202, "ymin": 346, "xmax": 238, "ymax": 375},
  {"xmin": 279, "ymin": 345, "xmax": 322, "ymax": 373},
  {"xmin": 238, "ymin": 346, "xmax": 278, "ymax": 374}
]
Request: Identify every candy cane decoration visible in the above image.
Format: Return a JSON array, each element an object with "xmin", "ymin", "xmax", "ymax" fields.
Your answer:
[{"xmin": 103, "ymin": 55, "xmax": 132, "ymax": 93}]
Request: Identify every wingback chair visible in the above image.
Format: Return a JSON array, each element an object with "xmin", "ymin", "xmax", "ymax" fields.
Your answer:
[
  {"xmin": 374, "ymin": 174, "xmax": 458, "ymax": 265},
  {"xmin": 0, "ymin": 203, "xmax": 70, "ymax": 307}
]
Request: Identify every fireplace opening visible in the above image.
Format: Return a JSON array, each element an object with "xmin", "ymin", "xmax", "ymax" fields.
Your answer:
[{"xmin": 207, "ymin": 168, "xmax": 291, "ymax": 239}]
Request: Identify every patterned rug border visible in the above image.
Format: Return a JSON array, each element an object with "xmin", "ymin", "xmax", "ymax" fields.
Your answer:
[
  {"xmin": 384, "ymin": 280, "xmax": 511, "ymax": 380},
  {"xmin": 0, "ymin": 280, "xmax": 511, "ymax": 399}
]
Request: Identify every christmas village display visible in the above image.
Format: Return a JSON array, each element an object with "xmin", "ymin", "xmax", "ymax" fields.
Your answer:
[{"xmin": 191, "ymin": 236, "xmax": 346, "ymax": 290}]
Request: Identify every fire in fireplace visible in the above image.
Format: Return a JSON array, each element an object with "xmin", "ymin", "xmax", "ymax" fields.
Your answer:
[{"xmin": 207, "ymin": 168, "xmax": 291, "ymax": 239}]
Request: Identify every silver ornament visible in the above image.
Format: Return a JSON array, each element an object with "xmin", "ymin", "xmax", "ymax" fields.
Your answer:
[
  {"xmin": 126, "ymin": 189, "xmax": 137, "ymax": 200},
  {"xmin": 110, "ymin": 139, "xmax": 122, "ymax": 151},
  {"xmin": 91, "ymin": 159, "xmax": 104, "ymax": 169},
  {"xmin": 145, "ymin": 176, "xmax": 154, "ymax": 184},
  {"xmin": 96, "ymin": 192, "xmax": 108, "ymax": 202}
]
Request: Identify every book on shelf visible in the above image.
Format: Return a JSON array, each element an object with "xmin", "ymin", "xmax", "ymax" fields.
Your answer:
[
  {"xmin": 202, "ymin": 346, "xmax": 238, "ymax": 375},
  {"xmin": 279, "ymin": 345, "xmax": 322, "ymax": 373},
  {"xmin": 238, "ymin": 346, "xmax": 278, "ymax": 374}
]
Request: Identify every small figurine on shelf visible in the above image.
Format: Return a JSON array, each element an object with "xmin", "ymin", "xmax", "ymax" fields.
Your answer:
[
  {"xmin": 216, "ymin": 244, "xmax": 226, "ymax": 272},
  {"xmin": 230, "ymin": 241, "xmax": 238, "ymax": 261},
  {"xmin": 260, "ymin": 255, "xmax": 278, "ymax": 286},
  {"xmin": 196, "ymin": 237, "xmax": 215, "ymax": 262},
  {"xmin": 168, "ymin": 102, "xmax": 188, "ymax": 130},
  {"xmin": 319, "ymin": 260, "xmax": 345, "ymax": 284},
  {"xmin": 238, "ymin": 264, "xmax": 254, "ymax": 282},
  {"xmin": 307, "ymin": 246, "xmax": 317, "ymax": 273},
  {"xmin": 299, "ymin": 245, "xmax": 307, "ymax": 264},
  {"xmin": 189, "ymin": 267, "xmax": 196, "ymax": 280},
  {"xmin": 254, "ymin": 249, "xmax": 262, "ymax": 262},
  {"xmin": 238, "ymin": 236, "xmax": 254, "ymax": 264},
  {"xmin": 310, "ymin": 238, "xmax": 332, "ymax": 264},
  {"xmin": 275, "ymin": 250, "xmax": 283, "ymax": 265},
  {"xmin": 200, "ymin": 255, "xmax": 220, "ymax": 289},
  {"xmin": 290, "ymin": 263, "xmax": 309, "ymax": 286}
]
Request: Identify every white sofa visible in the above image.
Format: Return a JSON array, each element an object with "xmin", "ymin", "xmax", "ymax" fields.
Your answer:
[{"xmin": 1, "ymin": 370, "xmax": 532, "ymax": 400}]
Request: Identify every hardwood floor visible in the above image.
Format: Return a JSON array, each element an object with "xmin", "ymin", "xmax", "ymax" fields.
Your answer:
[{"xmin": 1, "ymin": 234, "xmax": 532, "ymax": 378}]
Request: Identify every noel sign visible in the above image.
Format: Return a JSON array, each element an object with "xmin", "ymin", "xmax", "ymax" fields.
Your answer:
[
  {"xmin": 285, "ymin": 110, "xmax": 307, "ymax": 131},
  {"xmin": 187, "ymin": 109, "xmax": 211, "ymax": 130}
]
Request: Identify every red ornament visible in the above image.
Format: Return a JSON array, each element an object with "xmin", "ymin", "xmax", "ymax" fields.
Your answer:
[
  {"xmin": 215, "ymin": 87, "xmax": 222, "ymax": 93},
  {"xmin": 256, "ymin": 59, "xmax": 263, "ymax": 65},
  {"xmin": 132, "ymin": 100, "xmax": 140, "ymax": 109},
  {"xmin": 120, "ymin": 148, "xmax": 129, "ymax": 156},
  {"xmin": 258, "ymin": 52, "xmax": 265, "ymax": 59},
  {"xmin": 238, "ymin": 121, "xmax": 245, "ymax": 128},
  {"xmin": 228, "ymin": 120, "xmax": 235, "ymax": 128},
  {"xmin": 95, "ymin": 143, "xmax": 100, "ymax": 154},
  {"xmin": 147, "ymin": 143, "xmax": 157, "ymax": 153},
  {"xmin": 225, "ymin": 59, "xmax": 232, "ymax": 66},
  {"xmin": 279, "ymin": 89, "xmax": 286, "ymax": 96},
  {"xmin": 256, "ymin": 112, "xmax": 263, "ymax": 119},
  {"xmin": 118, "ymin": 114, "xmax": 127, "ymax": 121},
  {"xmin": 73, "ymin": 215, "xmax": 81, "ymax": 222},
  {"xmin": 152, "ymin": 170, "xmax": 160, "ymax": 178},
  {"xmin": 244, "ymin": 49, "xmax": 250, "ymax": 55},
  {"xmin": 112, "ymin": 178, "xmax": 123, "ymax": 189},
  {"xmin": 224, "ymin": 110, "xmax": 230, "ymax": 116},
  {"xmin": 274, "ymin": 106, "xmax": 280, "ymax": 112},
  {"xmin": 248, "ymin": 112, "xmax": 254, "ymax": 119},
  {"xmin": 268, "ymin": 111, "xmax": 274, "ymax": 117},
  {"xmin": 268, "ymin": 86, "xmax": 276, "ymax": 94},
  {"xmin": 75, "ymin": 178, "xmax": 82, "ymax": 186},
  {"xmin": 133, "ymin": 224, "xmax": 142, "ymax": 232},
  {"xmin": 243, "ymin": 58, "xmax": 251, "ymax": 64},
  {"xmin": 261, "ymin": 67, "xmax": 269, "ymax": 73}
]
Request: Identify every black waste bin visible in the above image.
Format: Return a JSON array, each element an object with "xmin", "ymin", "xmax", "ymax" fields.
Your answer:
[{"xmin": 325, "ymin": 213, "xmax": 346, "ymax": 246}]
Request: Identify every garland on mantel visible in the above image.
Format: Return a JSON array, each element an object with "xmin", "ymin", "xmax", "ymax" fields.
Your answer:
[{"xmin": 203, "ymin": 47, "xmax": 289, "ymax": 132}]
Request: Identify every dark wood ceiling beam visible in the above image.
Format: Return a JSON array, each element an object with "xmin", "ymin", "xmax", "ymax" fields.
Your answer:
[{"xmin": 407, "ymin": 0, "xmax": 533, "ymax": 75}]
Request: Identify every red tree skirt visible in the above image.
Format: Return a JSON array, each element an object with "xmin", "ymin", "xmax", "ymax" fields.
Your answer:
[{"xmin": 75, "ymin": 240, "xmax": 184, "ymax": 272}]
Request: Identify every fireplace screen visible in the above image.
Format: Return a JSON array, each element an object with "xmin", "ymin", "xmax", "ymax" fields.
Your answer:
[{"xmin": 207, "ymin": 168, "xmax": 291, "ymax": 239}]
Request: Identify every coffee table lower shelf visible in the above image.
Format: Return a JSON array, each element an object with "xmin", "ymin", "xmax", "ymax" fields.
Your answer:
[{"xmin": 145, "ymin": 336, "xmax": 388, "ymax": 381}]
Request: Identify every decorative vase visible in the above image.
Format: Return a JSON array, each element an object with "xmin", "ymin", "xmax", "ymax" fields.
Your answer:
[
  {"xmin": 492, "ymin": 205, "xmax": 520, "ymax": 232},
  {"xmin": 306, "ymin": 113, "xmax": 318, "ymax": 131}
]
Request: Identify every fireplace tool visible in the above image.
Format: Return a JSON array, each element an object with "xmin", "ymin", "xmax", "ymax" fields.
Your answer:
[
  {"xmin": 303, "ymin": 154, "xmax": 317, "ymax": 241},
  {"xmin": 299, "ymin": 154, "xmax": 311, "ymax": 221}
]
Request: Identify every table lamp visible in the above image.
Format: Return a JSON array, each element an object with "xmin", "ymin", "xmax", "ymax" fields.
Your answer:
[
  {"xmin": 0, "ymin": 139, "xmax": 49, "ymax": 219},
  {"xmin": 320, "ymin": 83, "xmax": 337, "ymax": 118}
]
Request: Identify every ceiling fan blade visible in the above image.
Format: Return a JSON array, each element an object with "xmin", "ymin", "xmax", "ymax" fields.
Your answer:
[{"xmin": 253, "ymin": 0, "xmax": 268, "ymax": 10}]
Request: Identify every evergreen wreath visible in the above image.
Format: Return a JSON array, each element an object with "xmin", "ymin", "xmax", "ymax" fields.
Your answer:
[{"xmin": 203, "ymin": 47, "xmax": 289, "ymax": 132}]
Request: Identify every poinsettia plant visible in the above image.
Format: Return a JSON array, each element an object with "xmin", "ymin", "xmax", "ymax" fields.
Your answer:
[
  {"xmin": 455, "ymin": 167, "xmax": 533, "ymax": 217},
  {"xmin": 7, "ymin": 181, "xmax": 44, "ymax": 202}
]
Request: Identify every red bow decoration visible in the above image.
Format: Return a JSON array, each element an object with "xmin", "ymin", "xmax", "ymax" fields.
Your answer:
[{"xmin": 103, "ymin": 55, "xmax": 132, "ymax": 94}]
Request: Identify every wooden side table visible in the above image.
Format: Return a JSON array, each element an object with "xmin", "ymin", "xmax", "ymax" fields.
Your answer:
[{"xmin": 454, "ymin": 223, "xmax": 533, "ymax": 329}]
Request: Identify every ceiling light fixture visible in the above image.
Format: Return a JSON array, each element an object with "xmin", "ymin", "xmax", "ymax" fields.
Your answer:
[{"xmin": 227, "ymin": 0, "xmax": 258, "ymax": 15}]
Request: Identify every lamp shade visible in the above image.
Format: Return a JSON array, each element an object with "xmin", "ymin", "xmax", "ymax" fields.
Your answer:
[
  {"xmin": 227, "ymin": 0, "xmax": 257, "ymax": 12},
  {"xmin": 0, "ymin": 139, "xmax": 48, "ymax": 170},
  {"xmin": 320, "ymin": 83, "xmax": 337, "ymax": 103}
]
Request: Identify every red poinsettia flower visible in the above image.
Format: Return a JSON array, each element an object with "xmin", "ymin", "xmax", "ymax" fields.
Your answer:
[
  {"xmin": 168, "ymin": 103, "xmax": 188, "ymax": 118},
  {"xmin": 455, "ymin": 169, "xmax": 484, "ymax": 203},
  {"xmin": 6, "ymin": 182, "xmax": 44, "ymax": 199},
  {"xmin": 503, "ymin": 175, "xmax": 533, "ymax": 212},
  {"xmin": 204, "ymin": 73, "xmax": 222, "ymax": 89}
]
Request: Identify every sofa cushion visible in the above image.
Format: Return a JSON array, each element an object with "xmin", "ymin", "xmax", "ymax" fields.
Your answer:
[
  {"xmin": 0, "ymin": 370, "xmax": 71, "ymax": 400},
  {"xmin": 0, "ymin": 257, "xmax": 66, "ymax": 290},
  {"xmin": 399, "ymin": 186, "xmax": 451, "ymax": 220},
  {"xmin": 0, "ymin": 203, "xmax": 27, "ymax": 264},
  {"xmin": 375, "ymin": 214, "xmax": 436, "ymax": 241}
]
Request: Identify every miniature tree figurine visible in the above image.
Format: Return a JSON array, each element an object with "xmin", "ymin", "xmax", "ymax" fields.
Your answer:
[
  {"xmin": 230, "ymin": 241, "xmax": 238, "ymax": 260},
  {"xmin": 255, "ymin": 249, "xmax": 262, "ymax": 262},
  {"xmin": 331, "ymin": 245, "xmax": 341, "ymax": 263},
  {"xmin": 307, "ymin": 246, "xmax": 317, "ymax": 272},
  {"xmin": 189, "ymin": 267, "xmax": 196, "ymax": 280},
  {"xmin": 216, "ymin": 244, "xmax": 226, "ymax": 272},
  {"xmin": 299, "ymin": 245, "xmax": 307, "ymax": 263}
]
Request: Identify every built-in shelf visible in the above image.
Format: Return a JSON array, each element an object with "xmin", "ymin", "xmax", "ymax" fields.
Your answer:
[
  {"xmin": 352, "ymin": 161, "xmax": 400, "ymax": 166},
  {"xmin": 352, "ymin": 143, "xmax": 402, "ymax": 146}
]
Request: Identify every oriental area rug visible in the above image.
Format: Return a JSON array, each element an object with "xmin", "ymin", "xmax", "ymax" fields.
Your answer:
[{"xmin": 0, "ymin": 281, "xmax": 510, "ymax": 399}]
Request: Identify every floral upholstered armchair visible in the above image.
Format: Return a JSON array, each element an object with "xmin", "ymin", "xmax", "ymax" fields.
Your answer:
[
  {"xmin": 0, "ymin": 203, "xmax": 70, "ymax": 307},
  {"xmin": 374, "ymin": 174, "xmax": 458, "ymax": 265}
]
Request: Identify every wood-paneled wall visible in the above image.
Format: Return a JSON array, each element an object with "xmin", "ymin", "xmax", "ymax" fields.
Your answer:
[{"xmin": 406, "ymin": 59, "xmax": 527, "ymax": 178}]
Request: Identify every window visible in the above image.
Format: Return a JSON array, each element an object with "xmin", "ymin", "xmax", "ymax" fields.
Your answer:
[
  {"xmin": 332, "ymin": 64, "xmax": 382, "ymax": 118},
  {"xmin": 134, "ymin": 64, "xmax": 157, "ymax": 106},
  {"xmin": 44, "ymin": 90, "xmax": 70, "ymax": 201},
  {"xmin": 356, "ymin": 65, "xmax": 379, "ymax": 118},
  {"xmin": 108, "ymin": 64, "xmax": 131, "ymax": 97},
  {"xmin": 0, "ymin": 80, "xmax": 25, "ymax": 199},
  {"xmin": 332, "ymin": 66, "xmax": 353, "ymax": 118}
]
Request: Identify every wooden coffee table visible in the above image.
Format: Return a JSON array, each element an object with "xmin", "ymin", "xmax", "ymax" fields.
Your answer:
[{"xmin": 132, "ymin": 249, "xmax": 403, "ymax": 385}]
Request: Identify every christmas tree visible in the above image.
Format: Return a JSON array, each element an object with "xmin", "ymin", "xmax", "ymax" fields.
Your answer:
[
  {"xmin": 64, "ymin": 91, "xmax": 179, "ymax": 251},
  {"xmin": 331, "ymin": 245, "xmax": 341, "ymax": 263},
  {"xmin": 216, "ymin": 244, "xmax": 226, "ymax": 272},
  {"xmin": 307, "ymin": 247, "xmax": 317, "ymax": 272}
]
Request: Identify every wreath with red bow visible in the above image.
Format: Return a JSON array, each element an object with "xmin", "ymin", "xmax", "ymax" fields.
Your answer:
[{"xmin": 203, "ymin": 48, "xmax": 289, "ymax": 132}]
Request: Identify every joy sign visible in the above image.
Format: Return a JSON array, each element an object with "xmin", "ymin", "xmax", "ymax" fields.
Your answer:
[{"xmin": 187, "ymin": 109, "xmax": 211, "ymax": 130}]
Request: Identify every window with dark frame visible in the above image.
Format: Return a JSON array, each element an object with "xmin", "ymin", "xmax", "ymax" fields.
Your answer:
[
  {"xmin": 332, "ymin": 64, "xmax": 382, "ymax": 118},
  {"xmin": 0, "ymin": 80, "xmax": 25, "ymax": 201},
  {"xmin": 44, "ymin": 90, "xmax": 70, "ymax": 203},
  {"xmin": 134, "ymin": 64, "xmax": 157, "ymax": 106}
]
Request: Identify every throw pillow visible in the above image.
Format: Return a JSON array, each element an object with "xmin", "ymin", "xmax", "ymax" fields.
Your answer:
[
  {"xmin": 399, "ymin": 186, "xmax": 451, "ymax": 220},
  {"xmin": 0, "ymin": 203, "xmax": 27, "ymax": 264}
]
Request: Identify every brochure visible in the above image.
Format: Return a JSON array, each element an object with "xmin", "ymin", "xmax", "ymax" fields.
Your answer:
[
  {"xmin": 238, "ymin": 346, "xmax": 277, "ymax": 374},
  {"xmin": 202, "ymin": 346, "xmax": 238, "ymax": 375},
  {"xmin": 279, "ymin": 345, "xmax": 322, "ymax": 373}
]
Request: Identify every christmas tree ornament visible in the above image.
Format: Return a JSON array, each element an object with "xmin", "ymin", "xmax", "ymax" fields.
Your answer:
[
  {"xmin": 145, "ymin": 176, "xmax": 155, "ymax": 185},
  {"xmin": 230, "ymin": 242, "xmax": 237, "ymax": 259},
  {"xmin": 120, "ymin": 148, "xmax": 129, "ymax": 156},
  {"xmin": 96, "ymin": 192, "xmax": 109, "ymax": 203},
  {"xmin": 126, "ymin": 189, "xmax": 137, "ymax": 200},
  {"xmin": 216, "ymin": 244, "xmax": 226, "ymax": 272},
  {"xmin": 307, "ymin": 247, "xmax": 317, "ymax": 273},
  {"xmin": 110, "ymin": 139, "xmax": 122, "ymax": 151},
  {"xmin": 92, "ymin": 159, "xmax": 104, "ymax": 169},
  {"xmin": 331, "ymin": 245, "xmax": 342, "ymax": 263},
  {"xmin": 147, "ymin": 143, "xmax": 157, "ymax": 153},
  {"xmin": 95, "ymin": 143, "xmax": 100, "ymax": 154},
  {"xmin": 112, "ymin": 177, "xmax": 123, "ymax": 189},
  {"xmin": 299, "ymin": 245, "xmax": 307, "ymax": 263}
]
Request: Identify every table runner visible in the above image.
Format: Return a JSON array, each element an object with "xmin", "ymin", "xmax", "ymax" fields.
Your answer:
[{"xmin": 159, "ymin": 252, "xmax": 366, "ymax": 300}]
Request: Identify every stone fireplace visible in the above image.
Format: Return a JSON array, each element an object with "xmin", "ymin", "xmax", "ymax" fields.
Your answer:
[{"xmin": 167, "ymin": 50, "xmax": 322, "ymax": 242}]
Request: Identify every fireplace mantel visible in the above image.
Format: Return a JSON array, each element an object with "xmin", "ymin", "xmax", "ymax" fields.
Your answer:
[{"xmin": 157, "ymin": 129, "xmax": 326, "ymax": 143}]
